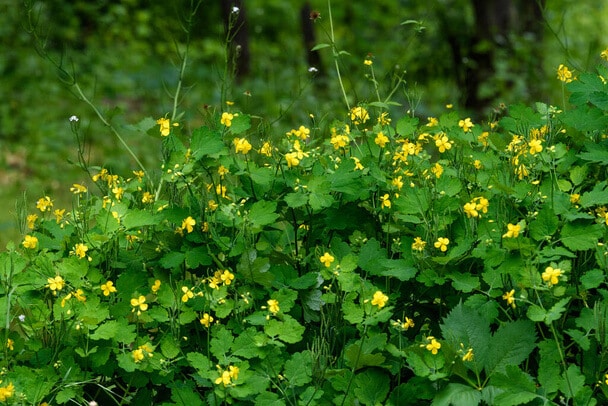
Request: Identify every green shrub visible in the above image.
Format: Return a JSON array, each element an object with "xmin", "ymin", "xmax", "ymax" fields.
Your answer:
[{"xmin": 5, "ymin": 1, "xmax": 608, "ymax": 404}]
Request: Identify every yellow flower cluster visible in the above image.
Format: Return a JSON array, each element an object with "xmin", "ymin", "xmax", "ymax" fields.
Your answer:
[
  {"xmin": 22, "ymin": 235, "xmax": 38, "ymax": 249},
  {"xmin": 350, "ymin": 106, "xmax": 369, "ymax": 125},
  {"xmin": 207, "ymin": 269, "xmax": 235, "ymax": 289},
  {"xmin": 434, "ymin": 132, "xmax": 453, "ymax": 153},
  {"xmin": 371, "ymin": 291, "xmax": 388, "ymax": 309},
  {"xmin": 36, "ymin": 196, "xmax": 53, "ymax": 212},
  {"xmin": 215, "ymin": 365, "xmax": 240, "ymax": 386},
  {"xmin": 422, "ymin": 336, "xmax": 441, "ymax": 354},
  {"xmin": 0, "ymin": 382, "xmax": 14, "ymax": 401},
  {"xmin": 233, "ymin": 137, "xmax": 252, "ymax": 154},
  {"xmin": 157, "ymin": 117, "xmax": 179, "ymax": 136},
  {"xmin": 411, "ymin": 237, "xmax": 426, "ymax": 252},
  {"xmin": 502, "ymin": 223, "xmax": 521, "ymax": 238},
  {"xmin": 132, "ymin": 343, "xmax": 154, "ymax": 363},
  {"xmin": 463, "ymin": 196, "xmax": 489, "ymax": 218},
  {"xmin": 557, "ymin": 64, "xmax": 574, "ymax": 83},
  {"xmin": 542, "ymin": 266, "xmax": 562, "ymax": 286},
  {"xmin": 286, "ymin": 125, "xmax": 310, "ymax": 140},
  {"xmin": 392, "ymin": 317, "xmax": 415, "ymax": 331}
]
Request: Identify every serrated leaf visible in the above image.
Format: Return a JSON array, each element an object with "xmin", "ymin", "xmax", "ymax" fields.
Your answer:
[
  {"xmin": 264, "ymin": 314, "xmax": 305, "ymax": 344},
  {"xmin": 581, "ymin": 269, "xmax": 605, "ymax": 289},
  {"xmin": 528, "ymin": 206, "xmax": 558, "ymax": 241},
  {"xmin": 560, "ymin": 222, "xmax": 602, "ymax": 251},
  {"xmin": 353, "ymin": 369, "xmax": 390, "ymax": 405},
  {"xmin": 229, "ymin": 114, "xmax": 251, "ymax": 134},
  {"xmin": 283, "ymin": 351, "xmax": 313, "ymax": 387},
  {"xmin": 396, "ymin": 116, "xmax": 419, "ymax": 136},
  {"xmin": 185, "ymin": 246, "xmax": 212, "ymax": 268},
  {"xmin": 545, "ymin": 298, "xmax": 570, "ymax": 324},
  {"xmin": 190, "ymin": 126, "xmax": 226, "ymax": 159},
  {"xmin": 537, "ymin": 339, "xmax": 561, "ymax": 394},
  {"xmin": 248, "ymin": 200, "xmax": 279, "ymax": 230},
  {"xmin": 484, "ymin": 320, "xmax": 536, "ymax": 377},
  {"xmin": 344, "ymin": 343, "xmax": 386, "ymax": 370},
  {"xmin": 284, "ymin": 192, "xmax": 308, "ymax": 208},
  {"xmin": 526, "ymin": 305, "xmax": 546, "ymax": 322},
  {"xmin": 432, "ymin": 383, "xmax": 482, "ymax": 406}
]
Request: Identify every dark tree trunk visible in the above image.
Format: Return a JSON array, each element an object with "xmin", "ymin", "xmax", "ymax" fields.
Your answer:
[
  {"xmin": 221, "ymin": 0, "xmax": 251, "ymax": 81},
  {"xmin": 300, "ymin": 2, "xmax": 323, "ymax": 75}
]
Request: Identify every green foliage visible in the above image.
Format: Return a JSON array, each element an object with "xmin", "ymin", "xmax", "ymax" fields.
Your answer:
[{"xmin": 4, "ymin": 1, "xmax": 608, "ymax": 405}]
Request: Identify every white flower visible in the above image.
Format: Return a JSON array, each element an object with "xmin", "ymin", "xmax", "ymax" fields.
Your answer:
[
  {"xmin": 308, "ymin": 67, "xmax": 318, "ymax": 73},
  {"xmin": 232, "ymin": 6, "xmax": 239, "ymax": 13},
  {"xmin": 18, "ymin": 314, "xmax": 25, "ymax": 322},
  {"xmin": 69, "ymin": 115, "xmax": 79, "ymax": 122}
]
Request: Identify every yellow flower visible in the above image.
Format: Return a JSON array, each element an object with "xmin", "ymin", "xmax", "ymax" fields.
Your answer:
[
  {"xmin": 364, "ymin": 58, "xmax": 373, "ymax": 66},
  {"xmin": 330, "ymin": 134, "xmax": 350, "ymax": 149},
  {"xmin": 542, "ymin": 266, "xmax": 562, "ymax": 286},
  {"xmin": 402, "ymin": 317, "xmax": 415, "ymax": 329},
  {"xmin": 233, "ymin": 137, "xmax": 252, "ymax": 154},
  {"xmin": 151, "ymin": 279, "xmax": 161, "ymax": 293},
  {"xmin": 208, "ymin": 200, "xmax": 219, "ymax": 211},
  {"xmin": 557, "ymin": 64, "xmax": 573, "ymax": 83},
  {"xmin": 392, "ymin": 176, "xmax": 404, "ymax": 190},
  {"xmin": 458, "ymin": 118, "xmax": 474, "ymax": 132},
  {"xmin": 26, "ymin": 214, "xmax": 38, "ymax": 229},
  {"xmin": 221, "ymin": 112, "xmax": 234, "ymax": 127},
  {"xmin": 319, "ymin": 252, "xmax": 335, "ymax": 267},
  {"xmin": 475, "ymin": 197, "xmax": 489, "ymax": 214},
  {"xmin": 131, "ymin": 295, "xmax": 148, "ymax": 313},
  {"xmin": 434, "ymin": 134, "xmax": 453, "ymax": 153},
  {"xmin": 529, "ymin": 139, "xmax": 543, "ymax": 155},
  {"xmin": 74, "ymin": 288, "xmax": 86, "ymax": 303},
  {"xmin": 502, "ymin": 289, "xmax": 516, "ymax": 308},
  {"xmin": 260, "ymin": 141, "xmax": 273, "ymax": 157},
  {"xmin": 70, "ymin": 183, "xmax": 88, "ymax": 194},
  {"xmin": 74, "ymin": 243, "xmax": 89, "ymax": 259},
  {"xmin": 200, "ymin": 313, "xmax": 214, "ymax": 327},
  {"xmin": 6, "ymin": 338, "xmax": 14, "ymax": 351},
  {"xmin": 350, "ymin": 106, "xmax": 370, "ymax": 125},
  {"xmin": 132, "ymin": 348, "xmax": 145, "ymax": 363},
  {"xmin": 215, "ymin": 370, "xmax": 232, "ymax": 386},
  {"xmin": 36, "ymin": 196, "xmax": 53, "ymax": 212},
  {"xmin": 380, "ymin": 194, "xmax": 391, "ymax": 209},
  {"xmin": 53, "ymin": 209, "xmax": 66, "ymax": 223},
  {"xmin": 0, "ymin": 382, "xmax": 14, "ymax": 401},
  {"xmin": 570, "ymin": 193, "xmax": 581, "ymax": 205},
  {"xmin": 431, "ymin": 162, "xmax": 443, "ymax": 178},
  {"xmin": 101, "ymin": 281, "xmax": 117, "ymax": 296},
  {"xmin": 181, "ymin": 286, "xmax": 194, "ymax": 303},
  {"xmin": 285, "ymin": 152, "xmax": 300, "ymax": 167},
  {"xmin": 434, "ymin": 237, "xmax": 449, "ymax": 252},
  {"xmin": 141, "ymin": 191, "xmax": 154, "ymax": 204},
  {"xmin": 601, "ymin": 48, "xmax": 608, "ymax": 61},
  {"xmin": 112, "ymin": 186, "xmax": 124, "ymax": 200},
  {"xmin": 218, "ymin": 165, "xmax": 230, "ymax": 177},
  {"xmin": 47, "ymin": 275, "xmax": 65, "ymax": 292},
  {"xmin": 377, "ymin": 112, "xmax": 391, "ymax": 125},
  {"xmin": 411, "ymin": 237, "xmax": 426, "ymax": 252},
  {"xmin": 462, "ymin": 348, "xmax": 474, "ymax": 362},
  {"xmin": 220, "ymin": 270, "xmax": 235, "ymax": 285},
  {"xmin": 502, "ymin": 223, "xmax": 521, "ymax": 238},
  {"xmin": 371, "ymin": 291, "xmax": 388, "ymax": 309},
  {"xmin": 286, "ymin": 125, "xmax": 310, "ymax": 140},
  {"xmin": 374, "ymin": 132, "xmax": 389, "ymax": 148},
  {"xmin": 157, "ymin": 117, "xmax": 178, "ymax": 136},
  {"xmin": 351, "ymin": 157, "xmax": 364, "ymax": 170},
  {"xmin": 267, "ymin": 299, "xmax": 280, "ymax": 315},
  {"xmin": 463, "ymin": 202, "xmax": 479, "ymax": 218},
  {"xmin": 181, "ymin": 216, "xmax": 196, "ymax": 234},
  {"xmin": 426, "ymin": 117, "xmax": 439, "ymax": 127},
  {"xmin": 22, "ymin": 235, "xmax": 38, "ymax": 249},
  {"xmin": 425, "ymin": 337, "xmax": 441, "ymax": 354}
]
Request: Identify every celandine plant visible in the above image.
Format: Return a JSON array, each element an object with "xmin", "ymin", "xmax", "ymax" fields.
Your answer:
[{"xmin": 7, "ymin": 1, "xmax": 608, "ymax": 403}]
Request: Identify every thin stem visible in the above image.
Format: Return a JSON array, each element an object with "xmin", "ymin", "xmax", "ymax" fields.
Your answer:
[{"xmin": 327, "ymin": 0, "xmax": 350, "ymax": 111}]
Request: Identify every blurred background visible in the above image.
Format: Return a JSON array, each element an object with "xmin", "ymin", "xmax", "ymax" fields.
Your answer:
[{"xmin": 1, "ymin": 0, "xmax": 606, "ymax": 247}]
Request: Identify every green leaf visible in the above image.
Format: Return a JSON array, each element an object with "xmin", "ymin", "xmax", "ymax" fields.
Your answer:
[
  {"xmin": 358, "ymin": 238, "xmax": 387, "ymax": 275},
  {"xmin": 491, "ymin": 365, "xmax": 539, "ymax": 405},
  {"xmin": 579, "ymin": 181, "xmax": 608, "ymax": 208},
  {"xmin": 284, "ymin": 192, "xmax": 308, "ymax": 208},
  {"xmin": 528, "ymin": 206, "xmax": 558, "ymax": 241},
  {"xmin": 448, "ymin": 273, "xmax": 479, "ymax": 293},
  {"xmin": 559, "ymin": 365, "xmax": 586, "ymax": 399},
  {"xmin": 526, "ymin": 305, "xmax": 546, "ymax": 323},
  {"xmin": 248, "ymin": 200, "xmax": 279, "ymax": 230},
  {"xmin": 160, "ymin": 336, "xmax": 180, "ymax": 359},
  {"xmin": 122, "ymin": 209, "xmax": 157, "ymax": 230},
  {"xmin": 440, "ymin": 303, "xmax": 491, "ymax": 369},
  {"xmin": 311, "ymin": 43, "xmax": 330, "ymax": 51},
  {"xmin": 545, "ymin": 298, "xmax": 570, "ymax": 324},
  {"xmin": 581, "ymin": 269, "xmax": 605, "ymax": 289},
  {"xmin": 432, "ymin": 383, "xmax": 482, "ymax": 406},
  {"xmin": 353, "ymin": 369, "xmax": 390, "ymax": 405},
  {"xmin": 230, "ymin": 114, "xmax": 251, "ymax": 134},
  {"xmin": 187, "ymin": 352, "xmax": 213, "ymax": 376},
  {"xmin": 160, "ymin": 251, "xmax": 186, "ymax": 269},
  {"xmin": 283, "ymin": 351, "xmax": 313, "ymax": 387},
  {"xmin": 560, "ymin": 221, "xmax": 602, "ymax": 251},
  {"xmin": 185, "ymin": 246, "xmax": 212, "ymax": 268},
  {"xmin": 342, "ymin": 292, "xmax": 364, "ymax": 324},
  {"xmin": 396, "ymin": 116, "xmax": 419, "ymax": 136},
  {"xmin": 264, "ymin": 314, "xmax": 305, "ymax": 344},
  {"xmin": 344, "ymin": 342, "xmax": 386, "ymax": 370},
  {"xmin": 190, "ymin": 126, "xmax": 226, "ymax": 159},
  {"xmin": 565, "ymin": 329, "xmax": 590, "ymax": 351},
  {"xmin": 537, "ymin": 339, "xmax": 561, "ymax": 394},
  {"xmin": 211, "ymin": 327, "xmax": 234, "ymax": 357},
  {"xmin": 232, "ymin": 327, "xmax": 269, "ymax": 359},
  {"xmin": 484, "ymin": 320, "xmax": 536, "ymax": 377},
  {"xmin": 570, "ymin": 165, "xmax": 588, "ymax": 186}
]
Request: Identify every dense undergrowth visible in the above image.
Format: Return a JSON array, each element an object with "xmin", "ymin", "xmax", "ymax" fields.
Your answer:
[{"xmin": 3, "ymin": 1, "xmax": 608, "ymax": 405}]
